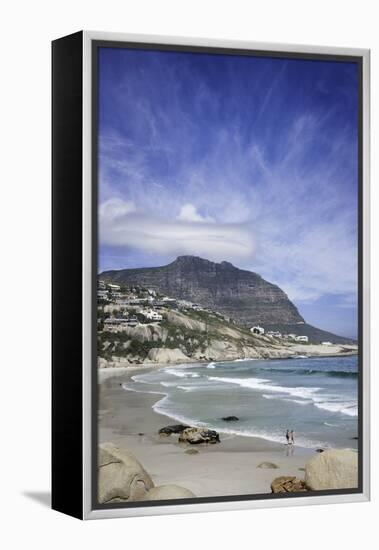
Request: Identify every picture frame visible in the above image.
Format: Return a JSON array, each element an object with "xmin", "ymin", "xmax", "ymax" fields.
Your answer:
[{"xmin": 52, "ymin": 30, "xmax": 370, "ymax": 520}]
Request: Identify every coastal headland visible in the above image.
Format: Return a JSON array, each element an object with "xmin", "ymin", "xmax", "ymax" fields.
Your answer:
[{"xmin": 97, "ymin": 256, "xmax": 358, "ymax": 502}]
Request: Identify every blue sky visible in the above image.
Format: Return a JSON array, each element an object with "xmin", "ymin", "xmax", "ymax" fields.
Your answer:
[{"xmin": 98, "ymin": 47, "xmax": 359, "ymax": 338}]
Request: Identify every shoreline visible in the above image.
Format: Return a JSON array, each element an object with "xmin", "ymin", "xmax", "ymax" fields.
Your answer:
[
  {"xmin": 99, "ymin": 364, "xmax": 316, "ymax": 497},
  {"xmin": 99, "ymin": 348, "xmax": 358, "ymax": 372}
]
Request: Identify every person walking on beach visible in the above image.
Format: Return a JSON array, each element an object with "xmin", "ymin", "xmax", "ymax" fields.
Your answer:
[
  {"xmin": 290, "ymin": 430, "xmax": 295, "ymax": 445},
  {"xmin": 286, "ymin": 429, "xmax": 290, "ymax": 445}
]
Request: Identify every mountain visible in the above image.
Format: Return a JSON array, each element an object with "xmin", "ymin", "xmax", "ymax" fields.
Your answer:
[
  {"xmin": 100, "ymin": 255, "xmax": 354, "ymax": 344},
  {"xmin": 101, "ymin": 256, "xmax": 303, "ymax": 325}
]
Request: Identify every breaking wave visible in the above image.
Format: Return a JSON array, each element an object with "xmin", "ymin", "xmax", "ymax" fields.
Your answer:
[{"xmin": 207, "ymin": 375, "xmax": 357, "ymax": 417}]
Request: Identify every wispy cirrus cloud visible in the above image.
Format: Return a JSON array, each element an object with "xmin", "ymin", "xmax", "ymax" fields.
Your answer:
[{"xmin": 98, "ymin": 47, "xmax": 359, "ymax": 336}]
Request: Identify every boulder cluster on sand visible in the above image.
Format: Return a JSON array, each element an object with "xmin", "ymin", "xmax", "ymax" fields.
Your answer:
[
  {"xmin": 271, "ymin": 449, "xmax": 358, "ymax": 494},
  {"xmin": 271, "ymin": 476, "xmax": 308, "ymax": 493},
  {"xmin": 179, "ymin": 427, "xmax": 220, "ymax": 444},
  {"xmin": 160, "ymin": 424, "xmax": 221, "ymax": 444},
  {"xmin": 98, "ymin": 443, "xmax": 195, "ymax": 504}
]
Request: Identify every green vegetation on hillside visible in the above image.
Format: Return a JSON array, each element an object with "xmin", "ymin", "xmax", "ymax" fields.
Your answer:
[{"xmin": 97, "ymin": 306, "xmax": 269, "ymax": 363}]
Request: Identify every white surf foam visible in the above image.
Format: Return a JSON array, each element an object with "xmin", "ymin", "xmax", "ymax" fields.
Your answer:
[
  {"xmin": 165, "ymin": 368, "xmax": 200, "ymax": 379},
  {"xmin": 209, "ymin": 375, "xmax": 357, "ymax": 417},
  {"xmin": 262, "ymin": 394, "xmax": 312, "ymax": 406},
  {"xmin": 131, "ymin": 373, "xmax": 155, "ymax": 383},
  {"xmin": 122, "ymin": 383, "xmax": 165, "ymax": 397},
  {"xmin": 324, "ymin": 422, "xmax": 340, "ymax": 427},
  {"xmin": 315, "ymin": 401, "xmax": 358, "ymax": 417},
  {"xmin": 282, "ymin": 398, "xmax": 313, "ymax": 406},
  {"xmin": 208, "ymin": 375, "xmax": 321, "ymax": 400}
]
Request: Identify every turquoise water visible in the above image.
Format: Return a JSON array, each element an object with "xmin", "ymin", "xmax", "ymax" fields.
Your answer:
[{"xmin": 124, "ymin": 356, "xmax": 358, "ymax": 450}]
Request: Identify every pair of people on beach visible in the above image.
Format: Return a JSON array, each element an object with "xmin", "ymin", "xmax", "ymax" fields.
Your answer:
[{"xmin": 286, "ymin": 429, "xmax": 295, "ymax": 445}]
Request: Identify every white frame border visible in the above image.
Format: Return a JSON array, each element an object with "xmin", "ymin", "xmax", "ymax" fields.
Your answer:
[{"xmin": 82, "ymin": 31, "xmax": 370, "ymax": 520}]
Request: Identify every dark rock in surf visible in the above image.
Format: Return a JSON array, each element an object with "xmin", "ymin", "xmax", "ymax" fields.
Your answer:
[
  {"xmin": 222, "ymin": 416, "xmax": 239, "ymax": 422},
  {"xmin": 159, "ymin": 424, "xmax": 190, "ymax": 436}
]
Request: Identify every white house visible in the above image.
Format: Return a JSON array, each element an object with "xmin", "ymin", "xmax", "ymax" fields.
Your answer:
[
  {"xmin": 143, "ymin": 309, "xmax": 163, "ymax": 322},
  {"xmin": 103, "ymin": 318, "xmax": 127, "ymax": 331},
  {"xmin": 107, "ymin": 283, "xmax": 121, "ymax": 291},
  {"xmin": 295, "ymin": 335, "xmax": 309, "ymax": 343},
  {"xmin": 251, "ymin": 325, "xmax": 265, "ymax": 335},
  {"xmin": 177, "ymin": 300, "xmax": 194, "ymax": 309},
  {"xmin": 129, "ymin": 298, "xmax": 146, "ymax": 305},
  {"xmin": 267, "ymin": 330, "xmax": 282, "ymax": 338},
  {"xmin": 103, "ymin": 317, "xmax": 134, "ymax": 332},
  {"xmin": 97, "ymin": 290, "xmax": 109, "ymax": 300},
  {"xmin": 321, "ymin": 341, "xmax": 333, "ymax": 346}
]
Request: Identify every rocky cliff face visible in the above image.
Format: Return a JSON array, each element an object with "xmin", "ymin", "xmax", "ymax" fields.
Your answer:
[{"xmin": 100, "ymin": 255, "xmax": 304, "ymax": 326}]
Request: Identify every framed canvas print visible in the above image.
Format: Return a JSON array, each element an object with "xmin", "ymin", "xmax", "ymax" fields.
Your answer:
[{"xmin": 52, "ymin": 31, "xmax": 370, "ymax": 520}]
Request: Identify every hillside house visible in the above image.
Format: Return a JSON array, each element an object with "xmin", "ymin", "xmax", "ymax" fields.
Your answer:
[
  {"xmin": 97, "ymin": 290, "xmax": 109, "ymax": 301},
  {"xmin": 177, "ymin": 300, "xmax": 193, "ymax": 309},
  {"xmin": 267, "ymin": 330, "xmax": 282, "ymax": 338},
  {"xmin": 251, "ymin": 325, "xmax": 265, "ymax": 335},
  {"xmin": 143, "ymin": 309, "xmax": 163, "ymax": 322},
  {"xmin": 107, "ymin": 283, "xmax": 121, "ymax": 291},
  {"xmin": 103, "ymin": 317, "xmax": 136, "ymax": 332},
  {"xmin": 161, "ymin": 297, "xmax": 178, "ymax": 308},
  {"xmin": 104, "ymin": 318, "xmax": 128, "ymax": 326}
]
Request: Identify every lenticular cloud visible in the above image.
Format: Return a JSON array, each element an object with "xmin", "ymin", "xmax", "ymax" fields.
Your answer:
[{"xmin": 99, "ymin": 198, "xmax": 255, "ymax": 262}]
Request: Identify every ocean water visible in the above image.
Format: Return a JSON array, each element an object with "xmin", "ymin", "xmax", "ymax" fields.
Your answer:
[{"xmin": 123, "ymin": 356, "xmax": 358, "ymax": 450}]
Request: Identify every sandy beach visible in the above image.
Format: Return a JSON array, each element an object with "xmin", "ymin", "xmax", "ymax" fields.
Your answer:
[{"xmin": 99, "ymin": 366, "xmax": 314, "ymax": 498}]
